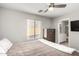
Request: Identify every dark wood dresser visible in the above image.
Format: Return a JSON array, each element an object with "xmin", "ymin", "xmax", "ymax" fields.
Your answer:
[{"xmin": 43, "ymin": 29, "xmax": 55, "ymax": 42}]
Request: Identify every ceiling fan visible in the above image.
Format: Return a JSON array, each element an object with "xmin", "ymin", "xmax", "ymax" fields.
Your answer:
[{"xmin": 38, "ymin": 3, "xmax": 67, "ymax": 13}]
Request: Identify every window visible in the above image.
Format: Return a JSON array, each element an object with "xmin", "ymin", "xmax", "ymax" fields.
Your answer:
[{"xmin": 26, "ymin": 19, "xmax": 42, "ymax": 40}]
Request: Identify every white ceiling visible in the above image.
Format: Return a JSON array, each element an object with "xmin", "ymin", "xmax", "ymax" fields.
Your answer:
[{"xmin": 0, "ymin": 3, "xmax": 79, "ymax": 18}]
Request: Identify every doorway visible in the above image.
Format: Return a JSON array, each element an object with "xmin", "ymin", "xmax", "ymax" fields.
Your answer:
[{"xmin": 58, "ymin": 19, "xmax": 70, "ymax": 47}]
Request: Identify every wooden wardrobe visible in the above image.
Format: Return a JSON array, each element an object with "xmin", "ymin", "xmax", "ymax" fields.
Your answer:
[{"xmin": 43, "ymin": 29, "xmax": 55, "ymax": 42}]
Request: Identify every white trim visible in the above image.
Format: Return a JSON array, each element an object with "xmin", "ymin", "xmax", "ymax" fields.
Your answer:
[
  {"xmin": 57, "ymin": 18, "xmax": 70, "ymax": 46},
  {"xmin": 39, "ymin": 39, "xmax": 76, "ymax": 54}
]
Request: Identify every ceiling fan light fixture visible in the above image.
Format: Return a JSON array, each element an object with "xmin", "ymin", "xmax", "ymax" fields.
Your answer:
[{"xmin": 48, "ymin": 7, "xmax": 53, "ymax": 11}]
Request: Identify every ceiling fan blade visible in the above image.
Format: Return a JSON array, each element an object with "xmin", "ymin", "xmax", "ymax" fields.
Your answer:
[
  {"xmin": 38, "ymin": 10, "xmax": 43, "ymax": 13},
  {"xmin": 53, "ymin": 4, "xmax": 66, "ymax": 8},
  {"xmin": 50, "ymin": 3, "xmax": 54, "ymax": 5},
  {"xmin": 44, "ymin": 9, "xmax": 48, "ymax": 13}
]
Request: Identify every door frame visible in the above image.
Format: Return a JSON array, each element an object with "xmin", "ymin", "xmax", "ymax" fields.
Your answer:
[{"xmin": 57, "ymin": 18, "xmax": 70, "ymax": 46}]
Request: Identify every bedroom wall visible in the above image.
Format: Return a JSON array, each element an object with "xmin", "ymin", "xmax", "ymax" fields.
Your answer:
[
  {"xmin": 51, "ymin": 10, "xmax": 79, "ymax": 50},
  {"xmin": 0, "ymin": 7, "xmax": 51, "ymax": 42}
]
